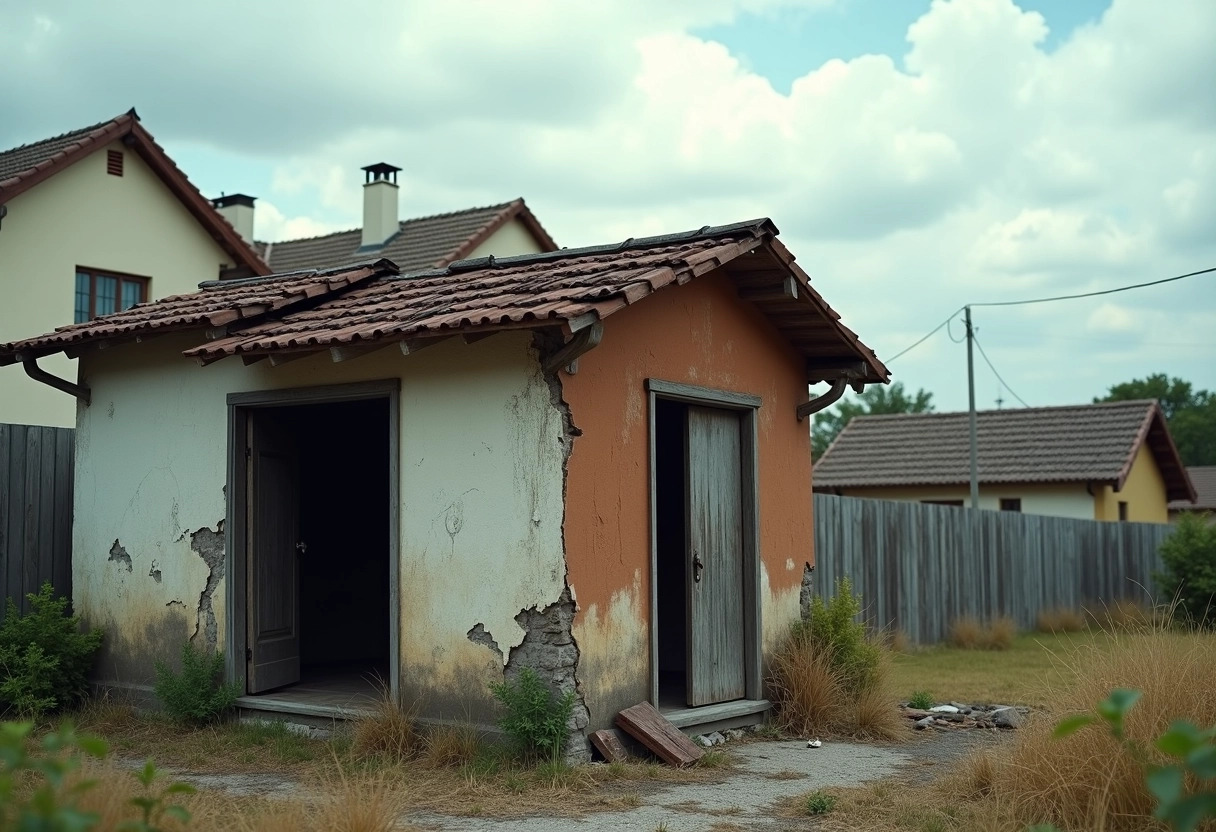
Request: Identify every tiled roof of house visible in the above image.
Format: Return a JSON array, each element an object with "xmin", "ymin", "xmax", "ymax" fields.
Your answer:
[
  {"xmin": 0, "ymin": 218, "xmax": 889, "ymax": 385},
  {"xmin": 1170, "ymin": 466, "xmax": 1216, "ymax": 511},
  {"xmin": 812, "ymin": 401, "xmax": 1196, "ymax": 503},
  {"xmin": 258, "ymin": 199, "xmax": 557, "ymax": 273},
  {"xmin": 0, "ymin": 111, "xmax": 268, "ymax": 277}
]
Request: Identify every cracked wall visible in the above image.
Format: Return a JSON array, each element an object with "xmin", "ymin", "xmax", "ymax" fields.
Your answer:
[{"xmin": 75, "ymin": 330, "xmax": 571, "ymax": 723}]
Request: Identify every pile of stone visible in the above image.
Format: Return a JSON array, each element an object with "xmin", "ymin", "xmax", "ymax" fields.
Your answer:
[{"xmin": 900, "ymin": 702, "xmax": 1029, "ymax": 731}]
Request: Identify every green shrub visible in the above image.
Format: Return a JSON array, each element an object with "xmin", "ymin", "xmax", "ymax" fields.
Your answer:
[
  {"xmin": 488, "ymin": 667, "xmax": 575, "ymax": 763},
  {"xmin": 803, "ymin": 789, "xmax": 837, "ymax": 815},
  {"xmin": 0, "ymin": 582, "xmax": 104, "ymax": 717},
  {"xmin": 1156, "ymin": 513, "xmax": 1216, "ymax": 626},
  {"xmin": 154, "ymin": 642, "xmax": 239, "ymax": 725},
  {"xmin": 908, "ymin": 691, "xmax": 934, "ymax": 710},
  {"xmin": 793, "ymin": 577, "xmax": 880, "ymax": 694}
]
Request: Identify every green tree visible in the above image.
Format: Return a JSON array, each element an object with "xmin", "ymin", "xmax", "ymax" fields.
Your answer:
[
  {"xmin": 1096, "ymin": 374, "xmax": 1216, "ymax": 466},
  {"xmin": 812, "ymin": 382, "xmax": 934, "ymax": 458}
]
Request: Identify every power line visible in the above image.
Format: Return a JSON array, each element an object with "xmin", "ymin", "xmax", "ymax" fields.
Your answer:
[
  {"xmin": 887, "ymin": 307, "xmax": 963, "ymax": 362},
  {"xmin": 972, "ymin": 332, "xmax": 1029, "ymax": 407},
  {"xmin": 884, "ymin": 265, "xmax": 1214, "ymax": 363},
  {"xmin": 970, "ymin": 266, "xmax": 1216, "ymax": 308}
]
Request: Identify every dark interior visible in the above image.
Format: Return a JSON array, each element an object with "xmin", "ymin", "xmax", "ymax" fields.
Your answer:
[
  {"xmin": 274, "ymin": 398, "xmax": 390, "ymax": 681},
  {"xmin": 654, "ymin": 397, "xmax": 688, "ymax": 707}
]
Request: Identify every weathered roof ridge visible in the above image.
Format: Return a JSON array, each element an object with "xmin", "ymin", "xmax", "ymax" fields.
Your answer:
[
  {"xmin": 400, "ymin": 217, "xmax": 778, "ymax": 278},
  {"xmin": 844, "ymin": 399, "xmax": 1158, "ymax": 423},
  {"xmin": 198, "ymin": 258, "xmax": 394, "ymax": 290},
  {"xmin": 0, "ymin": 116, "xmax": 117, "ymax": 159}
]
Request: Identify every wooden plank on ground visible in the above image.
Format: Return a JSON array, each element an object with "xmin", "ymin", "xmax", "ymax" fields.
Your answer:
[
  {"xmin": 589, "ymin": 728, "xmax": 630, "ymax": 763},
  {"xmin": 615, "ymin": 702, "xmax": 704, "ymax": 767}
]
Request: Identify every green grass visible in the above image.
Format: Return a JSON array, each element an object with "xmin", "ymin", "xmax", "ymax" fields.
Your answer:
[{"xmin": 889, "ymin": 630, "xmax": 1118, "ymax": 707}]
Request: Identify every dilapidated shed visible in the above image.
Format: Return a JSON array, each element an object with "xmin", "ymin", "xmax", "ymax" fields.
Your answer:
[{"xmin": 0, "ymin": 218, "xmax": 887, "ymax": 758}]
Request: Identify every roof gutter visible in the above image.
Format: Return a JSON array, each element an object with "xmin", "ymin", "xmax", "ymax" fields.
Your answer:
[
  {"xmin": 797, "ymin": 378, "xmax": 847, "ymax": 422},
  {"xmin": 22, "ymin": 358, "xmax": 91, "ymax": 406}
]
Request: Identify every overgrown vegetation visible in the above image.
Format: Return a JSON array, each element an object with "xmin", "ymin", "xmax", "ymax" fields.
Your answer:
[
  {"xmin": 489, "ymin": 667, "xmax": 576, "ymax": 763},
  {"xmin": 804, "ymin": 789, "xmax": 838, "ymax": 816},
  {"xmin": 0, "ymin": 582, "xmax": 103, "ymax": 716},
  {"xmin": 768, "ymin": 578, "xmax": 905, "ymax": 740},
  {"xmin": 1157, "ymin": 512, "xmax": 1216, "ymax": 627},
  {"xmin": 907, "ymin": 691, "xmax": 933, "ymax": 710},
  {"xmin": 154, "ymin": 642, "xmax": 239, "ymax": 725},
  {"xmin": 0, "ymin": 720, "xmax": 194, "ymax": 831},
  {"xmin": 947, "ymin": 615, "xmax": 1017, "ymax": 650}
]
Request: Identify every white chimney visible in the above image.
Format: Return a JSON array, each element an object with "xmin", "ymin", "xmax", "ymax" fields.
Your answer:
[
  {"xmin": 361, "ymin": 163, "xmax": 401, "ymax": 249},
  {"xmin": 211, "ymin": 193, "xmax": 256, "ymax": 243}
]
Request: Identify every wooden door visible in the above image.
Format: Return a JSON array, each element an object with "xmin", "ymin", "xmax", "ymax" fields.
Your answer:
[
  {"xmin": 247, "ymin": 411, "xmax": 301, "ymax": 693},
  {"xmin": 685, "ymin": 405, "xmax": 746, "ymax": 706}
]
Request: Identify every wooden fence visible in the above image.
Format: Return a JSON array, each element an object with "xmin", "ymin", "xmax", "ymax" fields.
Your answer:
[
  {"xmin": 812, "ymin": 493, "xmax": 1173, "ymax": 644},
  {"xmin": 0, "ymin": 424, "xmax": 75, "ymax": 621}
]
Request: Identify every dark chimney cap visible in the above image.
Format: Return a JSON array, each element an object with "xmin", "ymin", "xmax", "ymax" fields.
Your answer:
[
  {"xmin": 362, "ymin": 162, "xmax": 401, "ymax": 184},
  {"xmin": 211, "ymin": 193, "xmax": 256, "ymax": 209}
]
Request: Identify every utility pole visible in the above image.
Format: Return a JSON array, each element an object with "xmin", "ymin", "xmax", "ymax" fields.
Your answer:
[{"xmin": 965, "ymin": 305, "xmax": 979, "ymax": 509}]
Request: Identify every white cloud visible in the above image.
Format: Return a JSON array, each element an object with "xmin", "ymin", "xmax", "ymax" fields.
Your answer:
[{"xmin": 1, "ymin": 0, "xmax": 1214, "ymax": 408}]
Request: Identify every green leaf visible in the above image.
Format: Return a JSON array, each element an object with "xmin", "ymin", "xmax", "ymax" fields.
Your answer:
[
  {"xmin": 1146, "ymin": 765, "xmax": 1185, "ymax": 806},
  {"xmin": 1097, "ymin": 688, "xmax": 1142, "ymax": 722},
  {"xmin": 76, "ymin": 735, "xmax": 109, "ymax": 758},
  {"xmin": 1054, "ymin": 714, "xmax": 1097, "ymax": 739},
  {"xmin": 165, "ymin": 781, "xmax": 197, "ymax": 796},
  {"xmin": 165, "ymin": 804, "xmax": 193, "ymax": 823},
  {"xmin": 1162, "ymin": 794, "xmax": 1216, "ymax": 832},
  {"xmin": 1185, "ymin": 745, "xmax": 1216, "ymax": 779},
  {"xmin": 1156, "ymin": 721, "xmax": 1205, "ymax": 757},
  {"xmin": 138, "ymin": 759, "xmax": 157, "ymax": 785}
]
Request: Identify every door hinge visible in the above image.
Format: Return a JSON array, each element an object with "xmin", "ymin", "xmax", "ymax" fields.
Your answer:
[{"xmin": 246, "ymin": 647, "xmax": 253, "ymax": 662}]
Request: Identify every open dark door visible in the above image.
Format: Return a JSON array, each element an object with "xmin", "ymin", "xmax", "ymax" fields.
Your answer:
[
  {"xmin": 685, "ymin": 405, "xmax": 747, "ymax": 706},
  {"xmin": 247, "ymin": 411, "xmax": 302, "ymax": 693}
]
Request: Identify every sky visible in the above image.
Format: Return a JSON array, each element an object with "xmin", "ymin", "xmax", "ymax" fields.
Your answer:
[{"xmin": 3, "ymin": 0, "xmax": 1214, "ymax": 413}]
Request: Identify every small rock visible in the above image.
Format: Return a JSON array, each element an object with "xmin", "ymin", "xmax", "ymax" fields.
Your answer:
[
  {"xmin": 807, "ymin": 739, "xmax": 822, "ymax": 748},
  {"xmin": 930, "ymin": 705, "xmax": 960, "ymax": 714},
  {"xmin": 992, "ymin": 707, "xmax": 1023, "ymax": 729},
  {"xmin": 948, "ymin": 702, "xmax": 973, "ymax": 714},
  {"xmin": 697, "ymin": 731, "xmax": 725, "ymax": 747},
  {"xmin": 935, "ymin": 712, "xmax": 966, "ymax": 723},
  {"xmin": 724, "ymin": 729, "xmax": 745, "ymax": 742},
  {"xmin": 915, "ymin": 716, "xmax": 934, "ymax": 730}
]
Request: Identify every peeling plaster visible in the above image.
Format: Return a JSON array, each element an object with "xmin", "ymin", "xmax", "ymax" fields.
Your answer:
[
  {"xmin": 148, "ymin": 560, "xmax": 162, "ymax": 583},
  {"xmin": 108, "ymin": 540, "xmax": 132, "ymax": 572},
  {"xmin": 189, "ymin": 522, "xmax": 225, "ymax": 650},
  {"xmin": 800, "ymin": 562, "xmax": 815, "ymax": 621},
  {"xmin": 466, "ymin": 623, "xmax": 503, "ymax": 664}
]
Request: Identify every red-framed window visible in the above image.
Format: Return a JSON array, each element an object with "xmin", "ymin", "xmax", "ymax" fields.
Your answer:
[{"xmin": 74, "ymin": 268, "xmax": 148, "ymax": 323}]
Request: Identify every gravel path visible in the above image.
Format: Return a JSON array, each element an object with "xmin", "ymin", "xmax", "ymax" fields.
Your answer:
[{"xmin": 408, "ymin": 740, "xmax": 911, "ymax": 831}]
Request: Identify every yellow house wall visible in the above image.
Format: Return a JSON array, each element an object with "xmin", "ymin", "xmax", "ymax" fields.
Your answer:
[
  {"xmin": 833, "ymin": 483, "xmax": 1097, "ymax": 520},
  {"xmin": 0, "ymin": 141, "xmax": 234, "ymax": 427},
  {"xmin": 463, "ymin": 218, "xmax": 547, "ymax": 260},
  {"xmin": 1094, "ymin": 444, "xmax": 1170, "ymax": 523}
]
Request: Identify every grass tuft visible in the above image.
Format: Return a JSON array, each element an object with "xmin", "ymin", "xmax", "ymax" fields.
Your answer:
[
  {"xmin": 948, "ymin": 616, "xmax": 1017, "ymax": 650},
  {"xmin": 350, "ymin": 690, "xmax": 422, "ymax": 764},
  {"xmin": 1035, "ymin": 607, "xmax": 1087, "ymax": 634},
  {"xmin": 420, "ymin": 722, "xmax": 481, "ymax": 769},
  {"xmin": 907, "ymin": 690, "xmax": 934, "ymax": 710},
  {"xmin": 803, "ymin": 789, "xmax": 837, "ymax": 815}
]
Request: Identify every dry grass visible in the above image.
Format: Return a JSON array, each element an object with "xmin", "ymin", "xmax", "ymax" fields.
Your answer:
[
  {"xmin": 420, "ymin": 722, "xmax": 481, "ymax": 769},
  {"xmin": 1036, "ymin": 606, "xmax": 1088, "ymax": 633},
  {"xmin": 888, "ymin": 629, "xmax": 913, "ymax": 654},
  {"xmin": 349, "ymin": 692, "xmax": 423, "ymax": 763},
  {"xmin": 767, "ymin": 633, "xmax": 909, "ymax": 741},
  {"xmin": 794, "ymin": 623, "xmax": 1216, "ymax": 831},
  {"xmin": 1088, "ymin": 598, "xmax": 1159, "ymax": 632},
  {"xmin": 948, "ymin": 615, "xmax": 1017, "ymax": 650}
]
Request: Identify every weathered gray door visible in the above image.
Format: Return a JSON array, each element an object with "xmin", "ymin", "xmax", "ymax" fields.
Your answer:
[
  {"xmin": 685, "ymin": 405, "xmax": 746, "ymax": 706},
  {"xmin": 247, "ymin": 412, "xmax": 301, "ymax": 693}
]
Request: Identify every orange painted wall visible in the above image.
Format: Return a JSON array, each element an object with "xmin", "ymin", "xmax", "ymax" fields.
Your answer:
[{"xmin": 561, "ymin": 269, "xmax": 815, "ymax": 729}]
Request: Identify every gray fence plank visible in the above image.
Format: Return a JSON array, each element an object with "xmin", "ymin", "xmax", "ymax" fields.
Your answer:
[
  {"xmin": 812, "ymin": 494, "xmax": 1172, "ymax": 644},
  {"xmin": 0, "ymin": 424, "xmax": 75, "ymax": 620}
]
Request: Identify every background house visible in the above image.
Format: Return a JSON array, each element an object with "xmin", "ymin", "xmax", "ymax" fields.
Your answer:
[
  {"xmin": 0, "ymin": 110, "xmax": 268, "ymax": 428},
  {"xmin": 813, "ymin": 401, "xmax": 1195, "ymax": 523},
  {"xmin": 1, "ymin": 218, "xmax": 886, "ymax": 757},
  {"xmin": 1169, "ymin": 466, "xmax": 1216, "ymax": 522},
  {"xmin": 0, "ymin": 118, "xmax": 555, "ymax": 429}
]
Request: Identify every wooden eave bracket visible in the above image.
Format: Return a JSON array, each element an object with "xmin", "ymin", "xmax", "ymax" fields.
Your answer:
[
  {"xmin": 543, "ymin": 321, "xmax": 604, "ymax": 375},
  {"xmin": 21, "ymin": 357, "xmax": 91, "ymax": 406},
  {"xmin": 796, "ymin": 378, "xmax": 846, "ymax": 422}
]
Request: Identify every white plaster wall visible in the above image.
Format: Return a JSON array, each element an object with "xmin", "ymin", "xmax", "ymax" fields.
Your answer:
[
  {"xmin": 0, "ymin": 141, "xmax": 234, "ymax": 427},
  {"xmin": 463, "ymin": 218, "xmax": 547, "ymax": 260},
  {"xmin": 838, "ymin": 484, "xmax": 1096, "ymax": 520},
  {"xmin": 73, "ymin": 331, "xmax": 567, "ymax": 712}
]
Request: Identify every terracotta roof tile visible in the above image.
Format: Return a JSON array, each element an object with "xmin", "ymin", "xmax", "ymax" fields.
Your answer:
[
  {"xmin": 258, "ymin": 199, "xmax": 557, "ymax": 273},
  {"xmin": 0, "ymin": 218, "xmax": 889, "ymax": 386},
  {"xmin": 813, "ymin": 401, "xmax": 1195, "ymax": 502},
  {"xmin": 0, "ymin": 119, "xmax": 117, "ymax": 185}
]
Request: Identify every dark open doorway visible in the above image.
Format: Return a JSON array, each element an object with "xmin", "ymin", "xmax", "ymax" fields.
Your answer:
[
  {"xmin": 242, "ymin": 396, "xmax": 391, "ymax": 707},
  {"xmin": 654, "ymin": 398, "xmax": 689, "ymax": 709}
]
